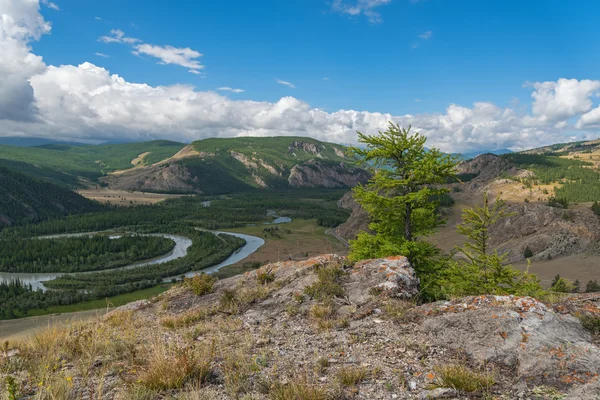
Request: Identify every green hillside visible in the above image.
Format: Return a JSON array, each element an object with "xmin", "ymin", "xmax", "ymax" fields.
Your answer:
[
  {"xmin": 0, "ymin": 140, "xmax": 185, "ymax": 186},
  {"xmin": 192, "ymin": 136, "xmax": 349, "ymax": 168},
  {"xmin": 0, "ymin": 167, "xmax": 102, "ymax": 228}
]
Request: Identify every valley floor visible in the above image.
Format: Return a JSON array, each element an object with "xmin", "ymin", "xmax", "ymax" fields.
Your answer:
[{"xmin": 76, "ymin": 188, "xmax": 187, "ymax": 206}]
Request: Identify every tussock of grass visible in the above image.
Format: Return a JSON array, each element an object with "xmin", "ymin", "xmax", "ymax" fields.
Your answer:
[
  {"xmin": 256, "ymin": 268, "xmax": 275, "ymax": 285},
  {"xmin": 160, "ymin": 307, "xmax": 214, "ymax": 329},
  {"xmin": 184, "ymin": 273, "xmax": 217, "ymax": 296},
  {"xmin": 336, "ymin": 366, "xmax": 369, "ymax": 387},
  {"xmin": 138, "ymin": 342, "xmax": 212, "ymax": 390},
  {"xmin": 432, "ymin": 364, "xmax": 495, "ymax": 393},
  {"xmin": 269, "ymin": 380, "xmax": 329, "ymax": 400},
  {"xmin": 304, "ymin": 264, "xmax": 345, "ymax": 300}
]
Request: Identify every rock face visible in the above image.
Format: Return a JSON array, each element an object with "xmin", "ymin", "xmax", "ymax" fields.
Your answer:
[
  {"xmin": 333, "ymin": 191, "xmax": 371, "ymax": 240},
  {"xmin": 420, "ymin": 295, "xmax": 600, "ymax": 387},
  {"xmin": 288, "ymin": 160, "xmax": 370, "ymax": 188},
  {"xmin": 288, "ymin": 141, "xmax": 324, "ymax": 156},
  {"xmin": 102, "ymin": 162, "xmax": 200, "ymax": 193},
  {"xmin": 7, "ymin": 254, "xmax": 600, "ymax": 399},
  {"xmin": 457, "ymin": 153, "xmax": 526, "ymax": 182},
  {"xmin": 491, "ymin": 203, "xmax": 600, "ymax": 262}
]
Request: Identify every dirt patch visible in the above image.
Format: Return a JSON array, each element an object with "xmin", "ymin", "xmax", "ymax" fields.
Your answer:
[{"xmin": 131, "ymin": 151, "xmax": 149, "ymax": 167}]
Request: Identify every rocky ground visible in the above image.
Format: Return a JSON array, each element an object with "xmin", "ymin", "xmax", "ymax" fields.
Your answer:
[{"xmin": 2, "ymin": 255, "xmax": 600, "ymax": 399}]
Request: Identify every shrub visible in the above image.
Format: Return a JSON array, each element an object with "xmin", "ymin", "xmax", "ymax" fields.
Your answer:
[
  {"xmin": 586, "ymin": 280, "xmax": 600, "ymax": 293},
  {"xmin": 432, "ymin": 364, "xmax": 495, "ymax": 393},
  {"xmin": 256, "ymin": 268, "xmax": 275, "ymax": 285},
  {"xmin": 547, "ymin": 197, "xmax": 569, "ymax": 209},
  {"xmin": 578, "ymin": 314, "xmax": 600, "ymax": 336},
  {"xmin": 551, "ymin": 277, "xmax": 574, "ymax": 293},
  {"xmin": 523, "ymin": 246, "xmax": 534, "ymax": 259},
  {"xmin": 184, "ymin": 273, "xmax": 217, "ymax": 296}
]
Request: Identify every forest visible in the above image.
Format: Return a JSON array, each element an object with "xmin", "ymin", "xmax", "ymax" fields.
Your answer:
[
  {"xmin": 0, "ymin": 229, "xmax": 244, "ymax": 318},
  {"xmin": 0, "ymin": 235, "xmax": 174, "ymax": 273},
  {"xmin": 502, "ymin": 153, "xmax": 600, "ymax": 202}
]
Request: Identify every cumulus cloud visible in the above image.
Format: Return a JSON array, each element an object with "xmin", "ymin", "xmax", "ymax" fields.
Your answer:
[
  {"xmin": 331, "ymin": 0, "xmax": 392, "ymax": 23},
  {"xmin": 276, "ymin": 80, "xmax": 295, "ymax": 88},
  {"xmin": 1, "ymin": 0, "xmax": 599, "ymax": 153},
  {"xmin": 217, "ymin": 87, "xmax": 244, "ymax": 93}
]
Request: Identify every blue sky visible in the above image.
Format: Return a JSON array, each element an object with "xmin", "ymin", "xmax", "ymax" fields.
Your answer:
[{"xmin": 1, "ymin": 0, "xmax": 600, "ymax": 151}]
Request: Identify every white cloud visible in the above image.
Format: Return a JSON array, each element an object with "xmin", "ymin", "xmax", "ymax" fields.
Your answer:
[
  {"xmin": 419, "ymin": 30, "xmax": 432, "ymax": 39},
  {"xmin": 1, "ymin": 0, "xmax": 599, "ymax": 154},
  {"xmin": 276, "ymin": 80, "xmax": 295, "ymax": 88},
  {"xmin": 331, "ymin": 0, "xmax": 392, "ymax": 23},
  {"xmin": 133, "ymin": 44, "xmax": 204, "ymax": 74},
  {"xmin": 95, "ymin": 16, "xmax": 101, "ymax": 20},
  {"xmin": 323, "ymin": 77, "xmax": 330, "ymax": 81},
  {"xmin": 98, "ymin": 29, "xmax": 203, "ymax": 74},
  {"xmin": 94, "ymin": 52, "xmax": 109, "ymax": 58},
  {"xmin": 41, "ymin": 0, "xmax": 59, "ymax": 10},
  {"xmin": 524, "ymin": 78, "xmax": 600, "ymax": 126},
  {"xmin": 217, "ymin": 87, "xmax": 244, "ymax": 93},
  {"xmin": 98, "ymin": 29, "xmax": 139, "ymax": 45}
]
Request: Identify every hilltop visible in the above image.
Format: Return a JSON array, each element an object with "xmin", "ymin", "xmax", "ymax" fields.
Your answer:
[
  {"xmin": 3, "ymin": 254, "xmax": 600, "ymax": 399},
  {"xmin": 102, "ymin": 137, "xmax": 370, "ymax": 195}
]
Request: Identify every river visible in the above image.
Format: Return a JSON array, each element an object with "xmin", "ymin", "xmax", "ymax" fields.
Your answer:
[{"xmin": 0, "ymin": 230, "xmax": 266, "ymax": 340}]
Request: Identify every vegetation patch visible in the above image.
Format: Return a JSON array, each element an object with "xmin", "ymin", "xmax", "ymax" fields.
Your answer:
[{"xmin": 432, "ymin": 364, "xmax": 495, "ymax": 393}]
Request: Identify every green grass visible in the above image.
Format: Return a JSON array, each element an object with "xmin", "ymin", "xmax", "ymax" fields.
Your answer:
[{"xmin": 23, "ymin": 285, "xmax": 170, "ymax": 317}]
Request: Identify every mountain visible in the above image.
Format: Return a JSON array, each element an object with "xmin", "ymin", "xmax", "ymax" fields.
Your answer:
[
  {"xmin": 0, "ymin": 140, "xmax": 185, "ymax": 186},
  {"xmin": 0, "ymin": 166, "xmax": 101, "ymax": 228},
  {"xmin": 102, "ymin": 137, "xmax": 371, "ymax": 194}
]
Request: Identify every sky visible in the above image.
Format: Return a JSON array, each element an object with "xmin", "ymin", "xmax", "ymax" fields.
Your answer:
[{"xmin": 1, "ymin": 0, "xmax": 600, "ymax": 152}]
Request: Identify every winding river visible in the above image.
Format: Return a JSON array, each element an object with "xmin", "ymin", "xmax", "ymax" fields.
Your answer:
[{"xmin": 0, "ymin": 231, "xmax": 265, "ymax": 291}]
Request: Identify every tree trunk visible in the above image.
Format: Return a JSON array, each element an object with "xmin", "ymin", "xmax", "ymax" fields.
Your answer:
[{"xmin": 405, "ymin": 202, "xmax": 412, "ymax": 241}]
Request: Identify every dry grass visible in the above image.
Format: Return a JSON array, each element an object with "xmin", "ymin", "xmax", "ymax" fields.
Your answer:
[
  {"xmin": 432, "ymin": 364, "xmax": 495, "ymax": 393},
  {"xmin": 336, "ymin": 366, "xmax": 369, "ymax": 387},
  {"xmin": 184, "ymin": 274, "xmax": 218, "ymax": 296},
  {"xmin": 160, "ymin": 307, "xmax": 215, "ymax": 329},
  {"xmin": 138, "ymin": 342, "xmax": 213, "ymax": 390},
  {"xmin": 269, "ymin": 380, "xmax": 329, "ymax": 400},
  {"xmin": 304, "ymin": 264, "xmax": 345, "ymax": 300}
]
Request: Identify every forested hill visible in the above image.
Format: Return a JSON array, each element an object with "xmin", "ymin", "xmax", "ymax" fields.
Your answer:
[
  {"xmin": 0, "ymin": 167, "xmax": 102, "ymax": 228},
  {"xmin": 102, "ymin": 136, "xmax": 371, "ymax": 194}
]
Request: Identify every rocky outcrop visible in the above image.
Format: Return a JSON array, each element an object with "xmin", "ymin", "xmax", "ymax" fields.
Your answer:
[
  {"xmin": 491, "ymin": 203, "xmax": 600, "ymax": 262},
  {"xmin": 6, "ymin": 255, "xmax": 600, "ymax": 399},
  {"xmin": 101, "ymin": 162, "xmax": 200, "ymax": 193},
  {"xmin": 288, "ymin": 141, "xmax": 324, "ymax": 156},
  {"xmin": 420, "ymin": 295, "xmax": 600, "ymax": 387},
  {"xmin": 288, "ymin": 160, "xmax": 370, "ymax": 188},
  {"xmin": 457, "ymin": 153, "xmax": 527, "ymax": 183}
]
